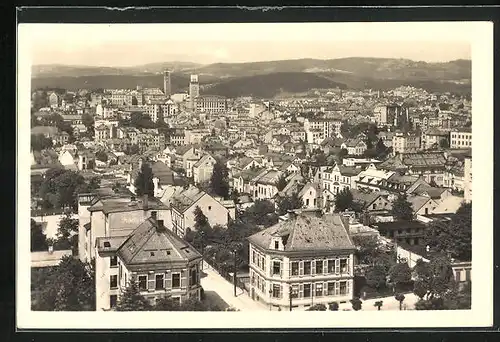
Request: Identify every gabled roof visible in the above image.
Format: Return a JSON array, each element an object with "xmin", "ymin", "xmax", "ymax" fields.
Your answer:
[
  {"xmin": 170, "ymin": 186, "xmax": 207, "ymax": 213},
  {"xmin": 151, "ymin": 161, "xmax": 175, "ymax": 185},
  {"xmin": 248, "ymin": 212, "xmax": 355, "ymax": 253},
  {"xmin": 407, "ymin": 194, "xmax": 434, "ymax": 212},
  {"xmin": 117, "ymin": 218, "xmax": 201, "ymax": 268},
  {"xmin": 193, "ymin": 154, "xmax": 215, "ymax": 168},
  {"xmin": 350, "ymin": 188, "xmax": 387, "ymax": 209}
]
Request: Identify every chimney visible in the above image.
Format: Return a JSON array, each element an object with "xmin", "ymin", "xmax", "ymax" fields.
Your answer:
[
  {"xmin": 143, "ymin": 194, "xmax": 149, "ymax": 211},
  {"xmin": 156, "ymin": 219, "xmax": 165, "ymax": 232}
]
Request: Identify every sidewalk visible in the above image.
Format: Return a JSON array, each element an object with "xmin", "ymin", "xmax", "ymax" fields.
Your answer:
[{"xmin": 200, "ymin": 261, "xmax": 266, "ymax": 311}]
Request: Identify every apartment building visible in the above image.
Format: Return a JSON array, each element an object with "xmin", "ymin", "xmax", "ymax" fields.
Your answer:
[
  {"xmin": 94, "ymin": 214, "xmax": 202, "ymax": 311},
  {"xmin": 450, "ymin": 128, "xmax": 472, "ymax": 149},
  {"xmin": 392, "ymin": 132, "xmax": 421, "ymax": 155},
  {"xmin": 195, "ymin": 95, "xmax": 227, "ymax": 114},
  {"xmin": 248, "ymin": 211, "xmax": 356, "ymax": 311}
]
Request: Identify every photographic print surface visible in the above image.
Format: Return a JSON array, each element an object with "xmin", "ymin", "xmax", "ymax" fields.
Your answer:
[{"xmin": 17, "ymin": 21, "xmax": 493, "ymax": 329}]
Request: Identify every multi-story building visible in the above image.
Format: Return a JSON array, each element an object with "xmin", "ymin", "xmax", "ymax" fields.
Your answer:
[
  {"xmin": 48, "ymin": 92, "xmax": 59, "ymax": 108},
  {"xmin": 421, "ymin": 128, "xmax": 450, "ymax": 150},
  {"xmin": 195, "ymin": 95, "xmax": 227, "ymax": 114},
  {"xmin": 78, "ymin": 194, "xmax": 170, "ymax": 263},
  {"xmin": 189, "ymin": 75, "xmax": 200, "ymax": 108},
  {"xmin": 450, "ymin": 128, "xmax": 472, "ymax": 149},
  {"xmin": 94, "ymin": 124, "xmax": 110, "ymax": 143},
  {"xmin": 192, "ymin": 154, "xmax": 216, "ymax": 185},
  {"xmin": 304, "ymin": 118, "xmax": 342, "ymax": 140},
  {"xmin": 248, "ymin": 210, "xmax": 356, "ymax": 311},
  {"xmin": 250, "ymin": 169, "xmax": 283, "ymax": 200},
  {"xmin": 464, "ymin": 155, "xmax": 472, "ymax": 203},
  {"xmin": 169, "ymin": 186, "xmax": 233, "ymax": 237},
  {"xmin": 163, "ymin": 70, "xmax": 172, "ymax": 97},
  {"xmin": 144, "ymin": 100, "xmax": 177, "ymax": 123},
  {"xmin": 318, "ymin": 164, "xmax": 362, "ymax": 195},
  {"xmin": 392, "ymin": 132, "xmax": 421, "ymax": 155},
  {"xmin": 107, "ymin": 90, "xmax": 143, "ymax": 107},
  {"xmin": 94, "ymin": 214, "xmax": 202, "ymax": 311}
]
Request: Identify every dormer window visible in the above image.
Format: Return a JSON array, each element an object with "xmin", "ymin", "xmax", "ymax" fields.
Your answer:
[{"xmin": 274, "ymin": 241, "xmax": 279, "ymax": 250}]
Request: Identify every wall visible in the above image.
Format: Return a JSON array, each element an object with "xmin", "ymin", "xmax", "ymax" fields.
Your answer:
[{"xmin": 184, "ymin": 195, "xmax": 229, "ymax": 231}]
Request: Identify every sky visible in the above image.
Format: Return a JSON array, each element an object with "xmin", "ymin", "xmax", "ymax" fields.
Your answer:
[{"xmin": 20, "ymin": 23, "xmax": 472, "ymax": 67}]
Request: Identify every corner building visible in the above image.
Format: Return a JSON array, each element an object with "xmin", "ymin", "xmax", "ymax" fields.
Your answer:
[{"xmin": 248, "ymin": 211, "xmax": 356, "ymax": 311}]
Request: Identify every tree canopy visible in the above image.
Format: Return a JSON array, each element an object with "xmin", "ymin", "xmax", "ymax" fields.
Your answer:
[
  {"xmin": 209, "ymin": 159, "xmax": 230, "ymax": 199},
  {"xmin": 39, "ymin": 168, "xmax": 100, "ymax": 210},
  {"xmin": 31, "ymin": 219, "xmax": 48, "ymax": 252},
  {"xmin": 276, "ymin": 174, "xmax": 288, "ymax": 192},
  {"xmin": 424, "ymin": 202, "xmax": 471, "ymax": 261},
  {"xmin": 390, "ymin": 194, "xmax": 414, "ymax": 221},
  {"xmin": 31, "ymin": 256, "xmax": 95, "ymax": 311},
  {"xmin": 115, "ymin": 278, "xmax": 152, "ymax": 311},
  {"xmin": 276, "ymin": 192, "xmax": 303, "ymax": 216},
  {"xmin": 134, "ymin": 162, "xmax": 155, "ymax": 197},
  {"xmin": 31, "ymin": 134, "xmax": 53, "ymax": 152},
  {"xmin": 334, "ymin": 188, "xmax": 354, "ymax": 212}
]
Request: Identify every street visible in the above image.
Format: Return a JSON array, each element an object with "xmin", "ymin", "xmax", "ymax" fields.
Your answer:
[{"xmin": 200, "ymin": 260, "xmax": 419, "ymax": 312}]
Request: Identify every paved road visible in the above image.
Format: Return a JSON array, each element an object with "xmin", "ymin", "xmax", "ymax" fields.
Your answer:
[
  {"xmin": 200, "ymin": 261, "xmax": 266, "ymax": 311},
  {"xmin": 200, "ymin": 261, "xmax": 419, "ymax": 312}
]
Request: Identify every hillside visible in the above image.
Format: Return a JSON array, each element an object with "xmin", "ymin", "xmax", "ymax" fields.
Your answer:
[
  {"xmin": 202, "ymin": 72, "xmax": 348, "ymax": 98},
  {"xmin": 187, "ymin": 58, "xmax": 471, "ymax": 81},
  {"xmin": 31, "ymin": 57, "xmax": 471, "ymax": 96}
]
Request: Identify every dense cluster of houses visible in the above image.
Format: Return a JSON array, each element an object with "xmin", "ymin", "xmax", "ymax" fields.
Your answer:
[{"xmin": 31, "ymin": 82, "xmax": 472, "ymax": 311}]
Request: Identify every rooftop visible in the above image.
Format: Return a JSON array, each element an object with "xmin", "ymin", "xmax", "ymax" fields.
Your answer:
[
  {"xmin": 248, "ymin": 212, "xmax": 355, "ymax": 253},
  {"xmin": 117, "ymin": 217, "xmax": 201, "ymax": 269},
  {"xmin": 88, "ymin": 195, "xmax": 169, "ymax": 214},
  {"xmin": 170, "ymin": 186, "xmax": 207, "ymax": 213}
]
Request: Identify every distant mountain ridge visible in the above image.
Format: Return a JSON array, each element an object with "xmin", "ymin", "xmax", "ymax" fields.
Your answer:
[{"xmin": 31, "ymin": 57, "xmax": 471, "ymax": 97}]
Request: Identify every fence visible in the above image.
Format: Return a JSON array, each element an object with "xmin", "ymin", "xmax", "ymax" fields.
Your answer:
[{"xmin": 204, "ymin": 256, "xmax": 247, "ymax": 291}]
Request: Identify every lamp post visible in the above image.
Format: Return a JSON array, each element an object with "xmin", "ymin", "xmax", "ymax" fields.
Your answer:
[
  {"xmin": 289, "ymin": 285, "xmax": 293, "ymax": 312},
  {"xmin": 269, "ymin": 289, "xmax": 273, "ymax": 311},
  {"xmin": 233, "ymin": 247, "xmax": 238, "ymax": 297},
  {"xmin": 200, "ymin": 230, "xmax": 205, "ymax": 271}
]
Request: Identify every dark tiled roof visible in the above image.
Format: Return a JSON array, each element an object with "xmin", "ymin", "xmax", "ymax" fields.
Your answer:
[
  {"xmin": 151, "ymin": 161, "xmax": 175, "ymax": 185},
  {"xmin": 88, "ymin": 195, "xmax": 168, "ymax": 214},
  {"xmin": 117, "ymin": 218, "xmax": 201, "ymax": 268},
  {"xmin": 170, "ymin": 186, "xmax": 206, "ymax": 213},
  {"xmin": 372, "ymin": 220, "xmax": 427, "ymax": 232},
  {"xmin": 248, "ymin": 213, "xmax": 355, "ymax": 253}
]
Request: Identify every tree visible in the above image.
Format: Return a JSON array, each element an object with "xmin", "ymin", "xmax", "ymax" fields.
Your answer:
[
  {"xmin": 32, "ymin": 256, "xmax": 95, "ymax": 311},
  {"xmin": 365, "ymin": 265, "xmax": 388, "ymax": 290},
  {"xmin": 395, "ymin": 293, "xmax": 406, "ymax": 310},
  {"xmin": 334, "ymin": 188, "xmax": 353, "ymax": 212},
  {"xmin": 390, "ymin": 194, "xmax": 414, "ymax": 221},
  {"xmin": 329, "ymin": 302, "xmax": 339, "ymax": 311},
  {"xmin": 54, "ymin": 211, "xmax": 79, "ymax": 251},
  {"xmin": 115, "ymin": 278, "xmax": 152, "ymax": 311},
  {"xmin": 95, "ymin": 150, "xmax": 108, "ymax": 163},
  {"xmin": 375, "ymin": 138, "xmax": 387, "ymax": 157},
  {"xmin": 210, "ymin": 159, "xmax": 230, "ymax": 199},
  {"xmin": 374, "ymin": 300, "xmax": 383, "ymax": 311},
  {"xmin": 439, "ymin": 138, "xmax": 449, "ymax": 148},
  {"xmin": 350, "ymin": 297, "xmax": 362, "ymax": 311},
  {"xmin": 276, "ymin": 174, "xmax": 288, "ymax": 192},
  {"xmin": 388, "ymin": 262, "xmax": 412, "ymax": 292},
  {"xmin": 351, "ymin": 234, "xmax": 383, "ymax": 265},
  {"xmin": 39, "ymin": 169, "xmax": 89, "ymax": 210},
  {"xmin": 31, "ymin": 219, "xmax": 47, "ymax": 252},
  {"xmin": 194, "ymin": 206, "xmax": 210, "ymax": 231},
  {"xmin": 82, "ymin": 113, "xmax": 94, "ymax": 131},
  {"xmin": 276, "ymin": 192, "xmax": 303, "ymax": 216},
  {"xmin": 307, "ymin": 304, "xmax": 327, "ymax": 311},
  {"xmin": 126, "ymin": 144, "xmax": 140, "ymax": 155},
  {"xmin": 424, "ymin": 202, "xmax": 471, "ymax": 261},
  {"xmin": 365, "ymin": 138, "xmax": 374, "ymax": 150},
  {"xmin": 134, "ymin": 162, "xmax": 155, "ymax": 197},
  {"xmin": 31, "ymin": 134, "xmax": 53, "ymax": 151}
]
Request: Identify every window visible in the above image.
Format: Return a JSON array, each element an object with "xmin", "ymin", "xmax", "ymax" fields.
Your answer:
[
  {"xmin": 110, "ymin": 255, "xmax": 118, "ymax": 267},
  {"xmin": 138, "ymin": 276, "xmax": 147, "ymax": 291},
  {"xmin": 273, "ymin": 261, "xmax": 281, "ymax": 276},
  {"xmin": 272, "ymin": 284, "xmax": 281, "ymax": 298},
  {"xmin": 110, "ymin": 295, "xmax": 117, "ymax": 308},
  {"xmin": 110, "ymin": 275, "xmax": 118, "ymax": 289},
  {"xmin": 274, "ymin": 241, "xmax": 279, "ymax": 250},
  {"xmin": 155, "ymin": 274, "xmax": 164, "ymax": 290},
  {"xmin": 335, "ymin": 259, "xmax": 340, "ymax": 274},
  {"xmin": 172, "ymin": 273, "xmax": 181, "ymax": 289},
  {"xmin": 315, "ymin": 283, "xmax": 323, "ymax": 297},
  {"xmin": 252, "ymin": 251, "xmax": 256, "ymax": 264},
  {"xmin": 291, "ymin": 262, "xmax": 299, "ymax": 276},
  {"xmin": 303, "ymin": 284, "xmax": 311, "ymax": 298},
  {"xmin": 328, "ymin": 260, "xmax": 335, "ymax": 273},
  {"xmin": 339, "ymin": 281, "xmax": 347, "ymax": 295},
  {"xmin": 327, "ymin": 282, "xmax": 335, "ymax": 296},
  {"xmin": 316, "ymin": 260, "xmax": 323, "ymax": 275},
  {"xmin": 465, "ymin": 269, "xmax": 471, "ymax": 281},
  {"xmin": 305, "ymin": 198, "xmax": 310, "ymax": 206},
  {"xmin": 304, "ymin": 261, "xmax": 311, "ymax": 275},
  {"xmin": 340, "ymin": 258, "xmax": 348, "ymax": 274},
  {"xmin": 208, "ymin": 206, "xmax": 212, "ymax": 211},
  {"xmin": 190, "ymin": 267, "xmax": 197, "ymax": 286},
  {"xmin": 291, "ymin": 284, "xmax": 299, "ymax": 298},
  {"xmin": 455, "ymin": 270, "xmax": 461, "ymax": 282}
]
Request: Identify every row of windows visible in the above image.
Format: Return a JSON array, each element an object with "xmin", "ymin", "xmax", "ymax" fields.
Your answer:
[
  {"xmin": 252, "ymin": 278, "xmax": 351, "ymax": 299},
  {"xmin": 252, "ymin": 256, "xmax": 350, "ymax": 277}
]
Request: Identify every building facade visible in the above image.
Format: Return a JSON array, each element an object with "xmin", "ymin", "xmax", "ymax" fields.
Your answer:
[
  {"xmin": 450, "ymin": 128, "xmax": 472, "ymax": 149},
  {"xmin": 248, "ymin": 211, "xmax": 356, "ymax": 311},
  {"xmin": 195, "ymin": 95, "xmax": 227, "ymax": 114}
]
